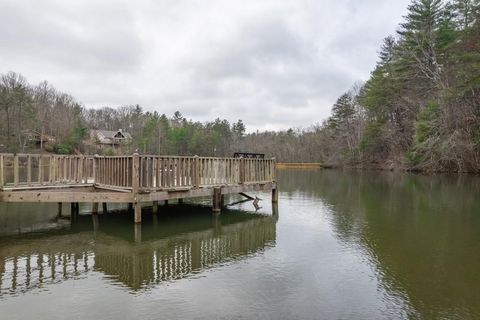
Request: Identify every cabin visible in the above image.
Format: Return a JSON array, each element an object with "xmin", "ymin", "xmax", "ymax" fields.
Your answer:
[
  {"xmin": 91, "ymin": 129, "xmax": 132, "ymax": 146},
  {"xmin": 24, "ymin": 129, "xmax": 56, "ymax": 145}
]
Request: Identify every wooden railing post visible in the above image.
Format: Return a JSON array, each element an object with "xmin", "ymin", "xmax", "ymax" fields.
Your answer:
[
  {"xmin": 272, "ymin": 157, "xmax": 276, "ymax": 182},
  {"xmin": 48, "ymin": 155, "xmax": 53, "ymax": 183},
  {"xmin": 13, "ymin": 155, "xmax": 19, "ymax": 187},
  {"xmin": 132, "ymin": 153, "xmax": 140, "ymax": 193},
  {"xmin": 92, "ymin": 154, "xmax": 98, "ymax": 184},
  {"xmin": 193, "ymin": 155, "xmax": 200, "ymax": 188},
  {"xmin": 239, "ymin": 157, "xmax": 245, "ymax": 184},
  {"xmin": 38, "ymin": 156, "xmax": 43, "ymax": 185},
  {"xmin": 0, "ymin": 154, "xmax": 4, "ymax": 187},
  {"xmin": 27, "ymin": 155, "xmax": 32, "ymax": 186},
  {"xmin": 132, "ymin": 153, "xmax": 141, "ymax": 223}
]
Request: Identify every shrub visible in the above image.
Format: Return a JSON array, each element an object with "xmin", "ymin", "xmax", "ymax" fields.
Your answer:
[{"xmin": 54, "ymin": 144, "xmax": 74, "ymax": 154}]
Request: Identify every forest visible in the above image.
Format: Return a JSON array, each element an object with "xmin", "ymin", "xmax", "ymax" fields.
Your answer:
[{"xmin": 0, "ymin": 0, "xmax": 479, "ymax": 172}]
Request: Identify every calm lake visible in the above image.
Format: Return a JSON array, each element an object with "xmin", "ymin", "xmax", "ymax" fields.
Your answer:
[{"xmin": 0, "ymin": 169, "xmax": 479, "ymax": 319}]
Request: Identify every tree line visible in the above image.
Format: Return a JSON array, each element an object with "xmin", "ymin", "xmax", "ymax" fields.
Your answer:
[
  {"xmin": 1, "ymin": 0, "xmax": 479, "ymax": 172},
  {"xmin": 320, "ymin": 0, "xmax": 480, "ymax": 172},
  {"xmin": 0, "ymin": 72, "xmax": 247, "ymax": 156}
]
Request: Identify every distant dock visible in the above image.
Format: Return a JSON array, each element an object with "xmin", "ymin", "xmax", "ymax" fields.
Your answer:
[
  {"xmin": 0, "ymin": 153, "xmax": 278, "ymax": 223},
  {"xmin": 276, "ymin": 163, "xmax": 322, "ymax": 169}
]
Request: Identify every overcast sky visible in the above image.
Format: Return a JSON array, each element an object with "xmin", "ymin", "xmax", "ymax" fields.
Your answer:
[{"xmin": 0, "ymin": 0, "xmax": 411, "ymax": 131}]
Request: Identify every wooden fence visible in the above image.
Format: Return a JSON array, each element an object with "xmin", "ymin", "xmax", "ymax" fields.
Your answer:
[{"xmin": 0, "ymin": 154, "xmax": 276, "ymax": 190}]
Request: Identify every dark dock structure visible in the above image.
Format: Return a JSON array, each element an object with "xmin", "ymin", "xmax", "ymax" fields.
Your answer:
[{"xmin": 0, "ymin": 153, "xmax": 278, "ymax": 223}]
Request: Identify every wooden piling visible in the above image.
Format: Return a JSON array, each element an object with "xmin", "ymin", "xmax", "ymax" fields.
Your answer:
[
  {"xmin": 272, "ymin": 188, "xmax": 278, "ymax": 203},
  {"xmin": 272, "ymin": 202, "xmax": 279, "ymax": 220},
  {"xmin": 92, "ymin": 203, "xmax": 98, "ymax": 215},
  {"xmin": 134, "ymin": 224, "xmax": 142, "ymax": 243},
  {"xmin": 71, "ymin": 202, "xmax": 79, "ymax": 215},
  {"xmin": 220, "ymin": 194, "xmax": 225, "ymax": 208},
  {"xmin": 213, "ymin": 187, "xmax": 222, "ymax": 214},
  {"xmin": 57, "ymin": 202, "xmax": 62, "ymax": 217},
  {"xmin": 102, "ymin": 202, "xmax": 107, "ymax": 213},
  {"xmin": 134, "ymin": 203, "xmax": 142, "ymax": 224},
  {"xmin": 152, "ymin": 201, "xmax": 158, "ymax": 214}
]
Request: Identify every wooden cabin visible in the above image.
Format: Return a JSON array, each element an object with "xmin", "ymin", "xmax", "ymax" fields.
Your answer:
[{"xmin": 91, "ymin": 129, "xmax": 132, "ymax": 146}]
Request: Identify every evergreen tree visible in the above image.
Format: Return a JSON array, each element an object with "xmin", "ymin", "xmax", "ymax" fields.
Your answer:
[
  {"xmin": 328, "ymin": 93, "xmax": 355, "ymax": 129},
  {"xmin": 397, "ymin": 0, "xmax": 449, "ymax": 89}
]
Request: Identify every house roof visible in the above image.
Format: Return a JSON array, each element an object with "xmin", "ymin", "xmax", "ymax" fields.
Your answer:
[{"xmin": 95, "ymin": 130, "xmax": 132, "ymax": 140}]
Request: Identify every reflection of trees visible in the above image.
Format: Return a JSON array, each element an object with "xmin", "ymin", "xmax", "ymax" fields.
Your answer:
[
  {"xmin": 0, "ymin": 209, "xmax": 277, "ymax": 295},
  {"xmin": 278, "ymin": 169, "xmax": 480, "ymax": 319}
]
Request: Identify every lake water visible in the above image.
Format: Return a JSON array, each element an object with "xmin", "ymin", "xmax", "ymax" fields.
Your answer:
[{"xmin": 0, "ymin": 169, "xmax": 479, "ymax": 319}]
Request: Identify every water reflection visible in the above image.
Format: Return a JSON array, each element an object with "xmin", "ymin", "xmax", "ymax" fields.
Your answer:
[
  {"xmin": 0, "ymin": 205, "xmax": 277, "ymax": 296},
  {"xmin": 278, "ymin": 169, "xmax": 480, "ymax": 319}
]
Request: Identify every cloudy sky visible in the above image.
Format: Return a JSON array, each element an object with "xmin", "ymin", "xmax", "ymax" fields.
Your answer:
[{"xmin": 0, "ymin": 0, "xmax": 410, "ymax": 131}]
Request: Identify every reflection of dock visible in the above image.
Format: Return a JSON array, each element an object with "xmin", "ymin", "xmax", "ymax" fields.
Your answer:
[{"xmin": 0, "ymin": 207, "xmax": 278, "ymax": 294}]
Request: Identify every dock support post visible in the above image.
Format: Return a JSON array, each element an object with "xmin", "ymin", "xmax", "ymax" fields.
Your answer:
[
  {"xmin": 152, "ymin": 212, "xmax": 158, "ymax": 228},
  {"xmin": 272, "ymin": 202, "xmax": 279, "ymax": 221},
  {"xmin": 102, "ymin": 202, "xmax": 107, "ymax": 213},
  {"xmin": 92, "ymin": 203, "xmax": 98, "ymax": 215},
  {"xmin": 272, "ymin": 187, "xmax": 278, "ymax": 203},
  {"xmin": 213, "ymin": 187, "xmax": 222, "ymax": 214},
  {"xmin": 134, "ymin": 224, "xmax": 142, "ymax": 243},
  {"xmin": 134, "ymin": 203, "xmax": 142, "ymax": 224},
  {"xmin": 57, "ymin": 202, "xmax": 62, "ymax": 217},
  {"xmin": 70, "ymin": 203, "xmax": 79, "ymax": 223},
  {"xmin": 70, "ymin": 203, "xmax": 78, "ymax": 215},
  {"xmin": 152, "ymin": 201, "xmax": 158, "ymax": 214},
  {"xmin": 212, "ymin": 215, "xmax": 221, "ymax": 236},
  {"xmin": 220, "ymin": 195, "xmax": 225, "ymax": 208},
  {"xmin": 92, "ymin": 214, "xmax": 99, "ymax": 235}
]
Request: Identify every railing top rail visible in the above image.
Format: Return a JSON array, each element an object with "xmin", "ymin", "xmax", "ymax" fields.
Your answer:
[
  {"xmin": 137, "ymin": 155, "xmax": 275, "ymax": 161},
  {"xmin": 93, "ymin": 155, "xmax": 133, "ymax": 159},
  {"xmin": 0, "ymin": 153, "xmax": 276, "ymax": 161},
  {"xmin": 0, "ymin": 153, "xmax": 94, "ymax": 158}
]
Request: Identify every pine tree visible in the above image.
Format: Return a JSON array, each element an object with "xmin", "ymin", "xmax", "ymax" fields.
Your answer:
[
  {"xmin": 452, "ymin": 0, "xmax": 480, "ymax": 29},
  {"xmin": 328, "ymin": 93, "xmax": 355, "ymax": 129},
  {"xmin": 397, "ymin": 0, "xmax": 449, "ymax": 89}
]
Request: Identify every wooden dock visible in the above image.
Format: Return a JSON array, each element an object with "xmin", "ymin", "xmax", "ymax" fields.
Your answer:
[{"xmin": 0, "ymin": 153, "xmax": 278, "ymax": 223}]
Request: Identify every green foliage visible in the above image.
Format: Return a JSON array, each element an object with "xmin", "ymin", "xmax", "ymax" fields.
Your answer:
[
  {"xmin": 405, "ymin": 150, "xmax": 422, "ymax": 165},
  {"xmin": 333, "ymin": 0, "xmax": 480, "ymax": 171},
  {"xmin": 232, "ymin": 120, "xmax": 246, "ymax": 137},
  {"xmin": 415, "ymin": 100, "xmax": 441, "ymax": 144},
  {"xmin": 328, "ymin": 93, "xmax": 355, "ymax": 129},
  {"xmin": 102, "ymin": 148, "xmax": 114, "ymax": 156},
  {"xmin": 53, "ymin": 144, "xmax": 74, "ymax": 154},
  {"xmin": 44, "ymin": 144, "xmax": 54, "ymax": 153},
  {"xmin": 359, "ymin": 121, "xmax": 390, "ymax": 156}
]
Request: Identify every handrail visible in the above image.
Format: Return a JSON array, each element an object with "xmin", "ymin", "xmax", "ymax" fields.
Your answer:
[{"xmin": 0, "ymin": 153, "xmax": 276, "ymax": 190}]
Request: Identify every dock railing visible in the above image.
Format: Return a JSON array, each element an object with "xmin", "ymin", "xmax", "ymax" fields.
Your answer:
[{"xmin": 0, "ymin": 153, "xmax": 276, "ymax": 191}]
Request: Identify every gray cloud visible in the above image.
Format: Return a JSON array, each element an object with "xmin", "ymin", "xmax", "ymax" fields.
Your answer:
[{"xmin": 0, "ymin": 0, "xmax": 410, "ymax": 131}]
